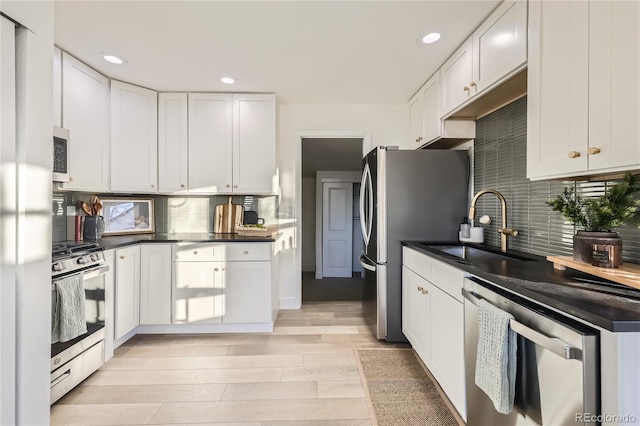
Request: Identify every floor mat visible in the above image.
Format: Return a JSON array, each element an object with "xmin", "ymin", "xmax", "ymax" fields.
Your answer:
[{"xmin": 355, "ymin": 348, "xmax": 459, "ymax": 426}]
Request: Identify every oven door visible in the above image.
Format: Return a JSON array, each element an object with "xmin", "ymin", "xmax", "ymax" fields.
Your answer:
[{"xmin": 51, "ymin": 264, "xmax": 108, "ymax": 370}]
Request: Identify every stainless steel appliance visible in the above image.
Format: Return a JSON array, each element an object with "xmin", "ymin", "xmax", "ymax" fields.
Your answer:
[
  {"xmin": 51, "ymin": 242, "xmax": 108, "ymax": 404},
  {"xmin": 463, "ymin": 277, "xmax": 599, "ymax": 425},
  {"xmin": 359, "ymin": 146, "xmax": 469, "ymax": 341},
  {"xmin": 52, "ymin": 126, "xmax": 70, "ymax": 183}
]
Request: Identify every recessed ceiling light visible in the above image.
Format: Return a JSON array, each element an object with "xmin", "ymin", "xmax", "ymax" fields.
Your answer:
[
  {"xmin": 421, "ymin": 32, "xmax": 441, "ymax": 44},
  {"xmin": 219, "ymin": 76, "xmax": 237, "ymax": 85},
  {"xmin": 102, "ymin": 54, "xmax": 126, "ymax": 65}
]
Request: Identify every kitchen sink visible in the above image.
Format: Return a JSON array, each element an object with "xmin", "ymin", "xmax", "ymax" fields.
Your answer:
[{"xmin": 419, "ymin": 243, "xmax": 536, "ymax": 262}]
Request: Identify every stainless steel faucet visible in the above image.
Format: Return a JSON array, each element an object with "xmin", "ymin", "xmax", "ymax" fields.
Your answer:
[{"xmin": 468, "ymin": 189, "xmax": 518, "ymax": 251}]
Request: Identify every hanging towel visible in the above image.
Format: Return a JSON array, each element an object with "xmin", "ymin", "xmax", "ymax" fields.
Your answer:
[
  {"xmin": 475, "ymin": 299, "xmax": 517, "ymax": 414},
  {"xmin": 51, "ymin": 274, "xmax": 87, "ymax": 343}
]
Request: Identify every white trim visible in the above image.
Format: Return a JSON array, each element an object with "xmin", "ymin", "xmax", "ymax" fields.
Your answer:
[{"xmin": 279, "ymin": 297, "xmax": 302, "ymax": 310}]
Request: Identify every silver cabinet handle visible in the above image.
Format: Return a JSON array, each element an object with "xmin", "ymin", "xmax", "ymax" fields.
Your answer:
[{"xmin": 462, "ymin": 288, "xmax": 578, "ymax": 360}]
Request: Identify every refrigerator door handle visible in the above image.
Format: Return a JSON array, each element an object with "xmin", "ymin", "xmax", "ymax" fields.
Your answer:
[
  {"xmin": 366, "ymin": 163, "xmax": 373, "ymax": 244},
  {"xmin": 360, "ymin": 164, "xmax": 372, "ymax": 247},
  {"xmin": 359, "ymin": 254, "xmax": 376, "ymax": 272}
]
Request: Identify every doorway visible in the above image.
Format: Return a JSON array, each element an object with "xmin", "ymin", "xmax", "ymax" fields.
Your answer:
[{"xmin": 301, "ymin": 137, "xmax": 365, "ymax": 302}]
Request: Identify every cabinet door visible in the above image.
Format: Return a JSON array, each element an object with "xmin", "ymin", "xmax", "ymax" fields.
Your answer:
[
  {"xmin": 232, "ymin": 94, "xmax": 276, "ymax": 194},
  {"xmin": 188, "ymin": 93, "xmax": 232, "ymax": 193},
  {"xmin": 422, "ymin": 72, "xmax": 442, "ymax": 145},
  {"xmin": 401, "ymin": 267, "xmax": 430, "ymax": 363},
  {"xmin": 527, "ymin": 0, "xmax": 589, "ymax": 179},
  {"xmin": 441, "ymin": 38, "xmax": 473, "ymax": 115},
  {"xmin": 429, "ymin": 284, "xmax": 466, "ymax": 420},
  {"xmin": 53, "ymin": 47, "xmax": 62, "ymax": 127},
  {"xmin": 222, "ymin": 261, "xmax": 271, "ymax": 323},
  {"xmin": 408, "ymin": 90, "xmax": 424, "ymax": 147},
  {"xmin": 61, "ymin": 53, "xmax": 110, "ymax": 191},
  {"xmin": 115, "ymin": 246, "xmax": 140, "ymax": 340},
  {"xmin": 588, "ymin": 1, "xmax": 640, "ymax": 172},
  {"xmin": 173, "ymin": 261, "xmax": 223, "ymax": 323},
  {"xmin": 110, "ymin": 80, "xmax": 158, "ymax": 193},
  {"xmin": 140, "ymin": 244, "xmax": 172, "ymax": 325},
  {"xmin": 472, "ymin": 0, "xmax": 527, "ymax": 93},
  {"xmin": 158, "ymin": 93, "xmax": 188, "ymax": 193}
]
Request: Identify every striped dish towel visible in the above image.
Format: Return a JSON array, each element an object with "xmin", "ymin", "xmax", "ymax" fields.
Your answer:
[{"xmin": 51, "ymin": 274, "xmax": 87, "ymax": 343}]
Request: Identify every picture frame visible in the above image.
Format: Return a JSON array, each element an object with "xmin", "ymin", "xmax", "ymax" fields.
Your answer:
[{"xmin": 100, "ymin": 198, "xmax": 155, "ymax": 235}]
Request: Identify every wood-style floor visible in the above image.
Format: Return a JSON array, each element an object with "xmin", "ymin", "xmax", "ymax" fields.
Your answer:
[{"xmin": 51, "ymin": 302, "xmax": 409, "ymax": 425}]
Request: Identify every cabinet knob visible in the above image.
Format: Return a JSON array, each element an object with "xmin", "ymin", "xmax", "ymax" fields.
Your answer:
[
  {"xmin": 181, "ymin": 184, "xmax": 185, "ymax": 188},
  {"xmin": 193, "ymin": 251, "xmax": 198, "ymax": 255},
  {"xmin": 69, "ymin": 177, "xmax": 74, "ymax": 182},
  {"xmin": 151, "ymin": 184, "xmax": 155, "ymax": 188},
  {"xmin": 120, "ymin": 256, "xmax": 125, "ymax": 260},
  {"xmin": 587, "ymin": 147, "xmax": 601, "ymax": 155},
  {"xmin": 234, "ymin": 185, "xmax": 238, "ymax": 188},
  {"xmin": 415, "ymin": 137, "xmax": 423, "ymax": 142},
  {"xmin": 226, "ymin": 184, "xmax": 231, "ymax": 188},
  {"xmin": 469, "ymin": 81, "xmax": 477, "ymax": 88},
  {"xmin": 417, "ymin": 286, "xmax": 423, "ymax": 292},
  {"xmin": 214, "ymin": 267, "xmax": 219, "ymax": 271},
  {"xmin": 243, "ymin": 250, "xmax": 249, "ymax": 255},
  {"xmin": 568, "ymin": 151, "xmax": 581, "ymax": 159},
  {"xmin": 463, "ymin": 86, "xmax": 470, "ymax": 92}
]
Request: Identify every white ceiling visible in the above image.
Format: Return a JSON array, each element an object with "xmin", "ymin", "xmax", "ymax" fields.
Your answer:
[{"xmin": 54, "ymin": 1, "xmax": 502, "ymax": 105}]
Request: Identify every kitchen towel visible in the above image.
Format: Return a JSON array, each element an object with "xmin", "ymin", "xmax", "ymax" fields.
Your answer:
[
  {"xmin": 475, "ymin": 298, "xmax": 517, "ymax": 414},
  {"xmin": 51, "ymin": 274, "xmax": 87, "ymax": 343}
]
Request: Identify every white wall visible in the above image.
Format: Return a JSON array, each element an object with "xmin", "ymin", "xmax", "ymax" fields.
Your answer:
[
  {"xmin": 1, "ymin": 2, "xmax": 54, "ymax": 424},
  {"xmin": 301, "ymin": 177, "xmax": 316, "ymax": 272},
  {"xmin": 276, "ymin": 104, "xmax": 408, "ymax": 308}
]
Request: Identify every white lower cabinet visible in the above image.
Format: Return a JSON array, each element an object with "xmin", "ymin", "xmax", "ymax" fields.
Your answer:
[
  {"xmin": 402, "ymin": 246, "xmax": 466, "ymax": 421},
  {"xmin": 140, "ymin": 244, "xmax": 172, "ymax": 325},
  {"xmin": 114, "ymin": 245, "xmax": 141, "ymax": 340},
  {"xmin": 172, "ymin": 242, "xmax": 273, "ymax": 325}
]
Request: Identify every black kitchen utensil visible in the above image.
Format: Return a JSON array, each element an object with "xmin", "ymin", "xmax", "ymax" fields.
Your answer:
[{"xmin": 243, "ymin": 210, "xmax": 264, "ymax": 225}]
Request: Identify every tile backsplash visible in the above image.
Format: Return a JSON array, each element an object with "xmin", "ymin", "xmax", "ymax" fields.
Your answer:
[
  {"xmin": 473, "ymin": 96, "xmax": 640, "ymax": 263},
  {"xmin": 52, "ymin": 193, "xmax": 278, "ymax": 242}
]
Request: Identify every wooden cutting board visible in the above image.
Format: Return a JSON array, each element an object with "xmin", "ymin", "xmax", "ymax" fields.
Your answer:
[{"xmin": 214, "ymin": 196, "xmax": 244, "ymax": 233}]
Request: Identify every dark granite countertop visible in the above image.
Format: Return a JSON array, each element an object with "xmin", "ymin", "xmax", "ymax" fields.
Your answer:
[
  {"xmin": 403, "ymin": 241, "xmax": 640, "ymax": 333},
  {"xmin": 92, "ymin": 232, "xmax": 280, "ymax": 250}
]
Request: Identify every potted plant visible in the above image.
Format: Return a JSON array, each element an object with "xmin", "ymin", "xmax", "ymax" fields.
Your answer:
[{"xmin": 547, "ymin": 173, "xmax": 640, "ymax": 266}]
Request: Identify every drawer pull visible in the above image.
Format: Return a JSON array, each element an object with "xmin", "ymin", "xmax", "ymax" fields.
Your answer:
[
  {"xmin": 587, "ymin": 147, "xmax": 601, "ymax": 155},
  {"xmin": 120, "ymin": 256, "xmax": 125, "ymax": 260},
  {"xmin": 243, "ymin": 250, "xmax": 249, "ymax": 255},
  {"xmin": 193, "ymin": 251, "xmax": 198, "ymax": 255}
]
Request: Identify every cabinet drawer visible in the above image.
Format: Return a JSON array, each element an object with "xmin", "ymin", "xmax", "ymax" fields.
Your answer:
[
  {"xmin": 225, "ymin": 243, "xmax": 270, "ymax": 261},
  {"xmin": 403, "ymin": 247, "xmax": 464, "ymax": 302},
  {"xmin": 173, "ymin": 243, "xmax": 225, "ymax": 261},
  {"xmin": 403, "ymin": 247, "xmax": 431, "ymax": 280}
]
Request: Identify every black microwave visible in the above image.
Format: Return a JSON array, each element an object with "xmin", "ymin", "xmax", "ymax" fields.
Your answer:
[{"xmin": 53, "ymin": 126, "xmax": 70, "ymax": 183}]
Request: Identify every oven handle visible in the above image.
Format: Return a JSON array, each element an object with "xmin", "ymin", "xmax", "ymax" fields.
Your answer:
[
  {"xmin": 83, "ymin": 264, "xmax": 109, "ymax": 280},
  {"xmin": 462, "ymin": 288, "xmax": 578, "ymax": 360}
]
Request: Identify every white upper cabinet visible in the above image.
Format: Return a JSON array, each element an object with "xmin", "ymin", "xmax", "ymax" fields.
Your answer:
[
  {"xmin": 61, "ymin": 52, "xmax": 110, "ymax": 192},
  {"xmin": 409, "ymin": 89, "xmax": 425, "ymax": 147},
  {"xmin": 53, "ymin": 47, "xmax": 62, "ymax": 127},
  {"xmin": 110, "ymin": 80, "xmax": 158, "ymax": 193},
  {"xmin": 442, "ymin": 0, "xmax": 527, "ymax": 116},
  {"xmin": 421, "ymin": 73, "xmax": 442, "ymax": 145},
  {"xmin": 188, "ymin": 93, "xmax": 276, "ymax": 194},
  {"xmin": 158, "ymin": 93, "xmax": 189, "ymax": 194},
  {"xmin": 527, "ymin": 0, "xmax": 640, "ymax": 179},
  {"xmin": 232, "ymin": 94, "xmax": 276, "ymax": 194},
  {"xmin": 188, "ymin": 93, "xmax": 233, "ymax": 193},
  {"xmin": 472, "ymin": 0, "xmax": 527, "ymax": 94},
  {"xmin": 441, "ymin": 38, "xmax": 474, "ymax": 116}
]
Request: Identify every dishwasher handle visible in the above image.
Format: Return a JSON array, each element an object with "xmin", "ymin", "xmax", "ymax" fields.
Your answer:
[{"xmin": 462, "ymin": 288, "xmax": 579, "ymax": 360}]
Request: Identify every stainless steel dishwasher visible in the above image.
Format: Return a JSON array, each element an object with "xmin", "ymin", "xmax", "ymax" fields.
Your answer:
[{"xmin": 463, "ymin": 277, "xmax": 599, "ymax": 426}]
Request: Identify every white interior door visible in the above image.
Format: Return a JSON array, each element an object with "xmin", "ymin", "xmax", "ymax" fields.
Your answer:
[{"xmin": 322, "ymin": 182, "xmax": 353, "ymax": 277}]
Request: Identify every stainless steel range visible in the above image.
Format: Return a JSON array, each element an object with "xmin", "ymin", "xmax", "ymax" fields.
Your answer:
[{"xmin": 50, "ymin": 242, "xmax": 108, "ymax": 404}]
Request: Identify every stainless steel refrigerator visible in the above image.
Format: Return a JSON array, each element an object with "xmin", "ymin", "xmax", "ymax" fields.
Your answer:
[{"xmin": 359, "ymin": 146, "xmax": 469, "ymax": 342}]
